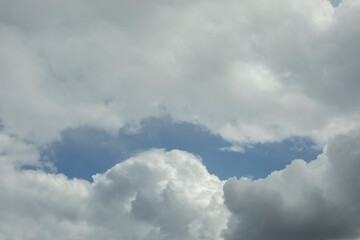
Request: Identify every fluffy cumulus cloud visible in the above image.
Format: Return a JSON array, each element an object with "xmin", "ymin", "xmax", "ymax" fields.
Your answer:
[
  {"xmin": 0, "ymin": 140, "xmax": 228, "ymax": 240},
  {"xmin": 1, "ymin": 0, "xmax": 360, "ymax": 144}
]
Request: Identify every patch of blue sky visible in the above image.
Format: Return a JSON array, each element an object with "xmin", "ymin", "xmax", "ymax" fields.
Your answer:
[
  {"xmin": 328, "ymin": 0, "xmax": 342, "ymax": 7},
  {"xmin": 41, "ymin": 117, "xmax": 322, "ymax": 181}
]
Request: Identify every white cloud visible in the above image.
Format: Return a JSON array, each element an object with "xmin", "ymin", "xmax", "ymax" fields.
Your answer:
[
  {"xmin": 0, "ymin": 133, "xmax": 42, "ymax": 169},
  {"xmin": 220, "ymin": 145, "xmax": 245, "ymax": 153},
  {"xmin": 0, "ymin": 0, "xmax": 360, "ymax": 145},
  {"xmin": 0, "ymin": 142, "xmax": 228, "ymax": 240}
]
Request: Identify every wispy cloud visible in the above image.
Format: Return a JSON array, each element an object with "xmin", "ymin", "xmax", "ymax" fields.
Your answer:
[{"xmin": 220, "ymin": 145, "xmax": 245, "ymax": 153}]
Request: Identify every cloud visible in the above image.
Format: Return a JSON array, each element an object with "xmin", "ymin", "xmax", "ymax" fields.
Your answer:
[
  {"xmin": 0, "ymin": 0, "xmax": 360, "ymax": 145},
  {"xmin": 222, "ymin": 129, "xmax": 360, "ymax": 240},
  {"xmin": 0, "ymin": 133, "xmax": 42, "ymax": 168},
  {"xmin": 1, "ymin": 128, "xmax": 360, "ymax": 240},
  {"xmin": 1, "ymin": 1, "xmax": 360, "ymax": 239},
  {"xmin": 0, "ymin": 141, "xmax": 228, "ymax": 240},
  {"xmin": 220, "ymin": 145, "xmax": 245, "ymax": 153}
]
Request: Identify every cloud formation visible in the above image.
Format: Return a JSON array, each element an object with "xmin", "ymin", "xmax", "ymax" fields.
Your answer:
[
  {"xmin": 1, "ymin": 128, "xmax": 360, "ymax": 240},
  {"xmin": 223, "ymin": 130, "xmax": 360, "ymax": 240},
  {"xmin": 1, "ymin": 0, "xmax": 360, "ymax": 145},
  {"xmin": 1, "ymin": 1, "xmax": 360, "ymax": 239},
  {"xmin": 0, "ymin": 139, "xmax": 228, "ymax": 240}
]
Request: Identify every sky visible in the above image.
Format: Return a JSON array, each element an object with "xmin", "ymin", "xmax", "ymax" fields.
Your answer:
[{"xmin": 1, "ymin": 0, "xmax": 360, "ymax": 239}]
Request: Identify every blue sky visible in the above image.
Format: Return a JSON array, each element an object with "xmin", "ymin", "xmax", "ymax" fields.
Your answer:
[{"xmin": 42, "ymin": 116, "xmax": 321, "ymax": 181}]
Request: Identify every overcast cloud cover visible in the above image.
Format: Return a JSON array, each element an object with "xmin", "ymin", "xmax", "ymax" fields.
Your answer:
[
  {"xmin": 1, "ymin": 0, "xmax": 360, "ymax": 239},
  {"xmin": 1, "ymin": 0, "xmax": 360, "ymax": 144}
]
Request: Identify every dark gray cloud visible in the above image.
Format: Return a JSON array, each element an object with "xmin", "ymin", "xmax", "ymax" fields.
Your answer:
[{"xmin": 223, "ymin": 130, "xmax": 360, "ymax": 240}]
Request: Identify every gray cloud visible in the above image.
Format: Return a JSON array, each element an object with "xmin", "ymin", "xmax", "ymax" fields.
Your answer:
[
  {"xmin": 0, "ymin": 0, "xmax": 359, "ymax": 145},
  {"xmin": 223, "ymin": 130, "xmax": 360, "ymax": 240}
]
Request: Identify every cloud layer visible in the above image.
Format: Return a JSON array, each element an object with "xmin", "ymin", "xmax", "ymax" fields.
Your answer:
[{"xmin": 1, "ymin": 0, "xmax": 360, "ymax": 144}]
